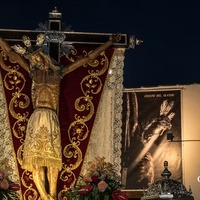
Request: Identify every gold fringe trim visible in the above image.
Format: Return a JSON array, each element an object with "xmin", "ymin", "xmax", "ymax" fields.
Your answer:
[{"xmin": 22, "ymin": 156, "xmax": 62, "ymax": 171}]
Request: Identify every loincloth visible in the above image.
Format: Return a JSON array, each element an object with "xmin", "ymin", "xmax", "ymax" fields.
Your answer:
[{"xmin": 22, "ymin": 108, "xmax": 62, "ymax": 171}]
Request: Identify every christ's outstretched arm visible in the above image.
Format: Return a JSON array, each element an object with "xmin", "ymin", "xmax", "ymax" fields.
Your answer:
[
  {"xmin": 62, "ymin": 33, "xmax": 121, "ymax": 77},
  {"xmin": 0, "ymin": 38, "xmax": 30, "ymax": 73}
]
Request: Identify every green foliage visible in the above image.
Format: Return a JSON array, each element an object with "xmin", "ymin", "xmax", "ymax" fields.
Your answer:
[
  {"xmin": 66, "ymin": 157, "xmax": 127, "ymax": 200},
  {"xmin": 0, "ymin": 189, "xmax": 20, "ymax": 200}
]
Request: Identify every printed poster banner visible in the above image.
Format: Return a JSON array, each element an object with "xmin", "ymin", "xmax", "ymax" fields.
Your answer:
[{"xmin": 121, "ymin": 89, "xmax": 182, "ymax": 189}]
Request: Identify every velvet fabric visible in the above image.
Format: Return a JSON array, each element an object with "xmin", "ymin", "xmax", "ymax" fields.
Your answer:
[{"xmin": 0, "ymin": 43, "xmax": 114, "ymax": 199}]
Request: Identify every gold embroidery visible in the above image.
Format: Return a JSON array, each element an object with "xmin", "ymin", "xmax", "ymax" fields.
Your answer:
[
  {"xmin": 21, "ymin": 170, "xmax": 38, "ymax": 200},
  {"xmin": 1, "ymin": 39, "xmax": 112, "ymax": 199},
  {"xmin": 0, "ymin": 47, "xmax": 37, "ymax": 199},
  {"xmin": 58, "ymin": 47, "xmax": 110, "ymax": 195}
]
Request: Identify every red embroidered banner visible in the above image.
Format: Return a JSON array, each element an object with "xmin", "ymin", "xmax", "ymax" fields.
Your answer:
[
  {"xmin": 0, "ymin": 44, "xmax": 34, "ymax": 199},
  {"xmin": 0, "ymin": 42, "xmax": 114, "ymax": 199}
]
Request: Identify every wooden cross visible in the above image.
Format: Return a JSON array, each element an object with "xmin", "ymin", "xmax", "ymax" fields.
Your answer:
[
  {"xmin": 0, "ymin": 7, "xmax": 135, "ymax": 63},
  {"xmin": 0, "ymin": 8, "xmax": 140, "ymax": 199}
]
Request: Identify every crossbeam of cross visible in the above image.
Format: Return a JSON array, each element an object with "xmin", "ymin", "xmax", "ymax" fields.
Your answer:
[{"xmin": 0, "ymin": 7, "xmax": 138, "ymax": 63}]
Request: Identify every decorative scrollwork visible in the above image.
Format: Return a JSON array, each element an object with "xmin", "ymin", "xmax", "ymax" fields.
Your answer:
[
  {"xmin": 68, "ymin": 121, "xmax": 89, "ymax": 143},
  {"xmin": 23, "ymin": 188, "xmax": 38, "ymax": 200},
  {"xmin": 12, "ymin": 118, "xmax": 28, "ymax": 139},
  {"xmin": 59, "ymin": 168, "xmax": 77, "ymax": 184},
  {"xmin": 74, "ymin": 96, "xmax": 94, "ymax": 122},
  {"xmin": 9, "ymin": 93, "xmax": 30, "ymax": 119},
  {"xmin": 3, "ymin": 70, "xmax": 26, "ymax": 92},
  {"xmin": 21, "ymin": 170, "xmax": 35, "ymax": 190},
  {"xmin": 85, "ymin": 51, "xmax": 109, "ymax": 76},
  {"xmin": 81, "ymin": 75, "xmax": 102, "ymax": 96},
  {"xmin": 16, "ymin": 145, "xmax": 24, "ymax": 166},
  {"xmin": 65, "ymin": 48, "xmax": 77, "ymax": 63},
  {"xmin": 0, "ymin": 46, "xmax": 32, "ymax": 199},
  {"xmin": 60, "ymin": 46, "xmax": 111, "ymax": 193},
  {"xmin": 62, "ymin": 144, "xmax": 82, "ymax": 171}
]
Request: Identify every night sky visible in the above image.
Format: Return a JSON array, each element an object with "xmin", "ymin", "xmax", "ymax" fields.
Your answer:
[{"xmin": 0, "ymin": 1, "xmax": 200, "ymax": 88}]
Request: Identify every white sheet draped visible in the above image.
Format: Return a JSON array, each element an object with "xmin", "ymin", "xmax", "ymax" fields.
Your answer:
[{"xmin": 81, "ymin": 48, "xmax": 125, "ymax": 175}]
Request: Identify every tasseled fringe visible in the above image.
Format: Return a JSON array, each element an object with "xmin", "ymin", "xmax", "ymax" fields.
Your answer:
[{"xmin": 22, "ymin": 156, "xmax": 62, "ymax": 172}]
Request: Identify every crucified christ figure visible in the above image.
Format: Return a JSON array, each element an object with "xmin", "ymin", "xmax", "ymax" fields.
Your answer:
[{"xmin": 0, "ymin": 33, "xmax": 121, "ymax": 200}]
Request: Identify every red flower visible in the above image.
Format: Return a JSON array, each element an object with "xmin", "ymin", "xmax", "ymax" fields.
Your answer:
[
  {"xmin": 83, "ymin": 177, "xmax": 92, "ymax": 183},
  {"xmin": 78, "ymin": 184, "xmax": 93, "ymax": 195},
  {"xmin": 9, "ymin": 183, "xmax": 20, "ymax": 191},
  {"xmin": 112, "ymin": 190, "xmax": 128, "ymax": 200},
  {"xmin": 0, "ymin": 179, "xmax": 9, "ymax": 190},
  {"xmin": 97, "ymin": 180, "xmax": 108, "ymax": 192},
  {"xmin": 91, "ymin": 175, "xmax": 99, "ymax": 183}
]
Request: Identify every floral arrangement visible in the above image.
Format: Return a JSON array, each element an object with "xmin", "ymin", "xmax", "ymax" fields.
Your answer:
[
  {"xmin": 0, "ymin": 170, "xmax": 20, "ymax": 199},
  {"xmin": 0, "ymin": 158, "xmax": 20, "ymax": 199},
  {"xmin": 67, "ymin": 157, "xmax": 128, "ymax": 200}
]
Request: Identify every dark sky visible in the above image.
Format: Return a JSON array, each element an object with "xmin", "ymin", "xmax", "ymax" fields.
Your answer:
[{"xmin": 0, "ymin": 1, "xmax": 200, "ymax": 88}]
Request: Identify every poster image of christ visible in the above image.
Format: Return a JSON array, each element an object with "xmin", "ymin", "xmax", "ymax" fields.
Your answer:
[{"xmin": 121, "ymin": 89, "xmax": 182, "ymax": 189}]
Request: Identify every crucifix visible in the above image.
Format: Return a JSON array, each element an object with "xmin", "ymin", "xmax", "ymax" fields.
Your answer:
[
  {"xmin": 0, "ymin": 7, "xmax": 140, "ymax": 60},
  {"xmin": 0, "ymin": 7, "xmax": 141, "ymax": 200}
]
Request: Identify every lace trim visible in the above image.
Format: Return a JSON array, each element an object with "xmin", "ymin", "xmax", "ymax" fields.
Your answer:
[
  {"xmin": 81, "ymin": 48, "xmax": 125, "ymax": 175},
  {"xmin": 0, "ymin": 71, "xmax": 20, "ymax": 183},
  {"xmin": 108, "ymin": 48, "xmax": 125, "ymax": 174}
]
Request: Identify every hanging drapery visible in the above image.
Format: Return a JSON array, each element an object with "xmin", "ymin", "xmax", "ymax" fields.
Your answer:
[
  {"xmin": 81, "ymin": 48, "xmax": 125, "ymax": 175},
  {"xmin": 0, "ymin": 46, "xmax": 33, "ymax": 199},
  {"xmin": 0, "ymin": 41, "xmax": 124, "ymax": 199},
  {"xmin": 0, "ymin": 70, "xmax": 22, "ymax": 193},
  {"xmin": 57, "ymin": 45, "xmax": 115, "ymax": 197}
]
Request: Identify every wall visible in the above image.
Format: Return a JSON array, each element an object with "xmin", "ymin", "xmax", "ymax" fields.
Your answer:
[{"xmin": 182, "ymin": 84, "xmax": 200, "ymax": 200}]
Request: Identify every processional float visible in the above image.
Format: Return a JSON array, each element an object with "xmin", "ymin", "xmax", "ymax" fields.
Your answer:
[{"xmin": 0, "ymin": 7, "xmax": 140, "ymax": 200}]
